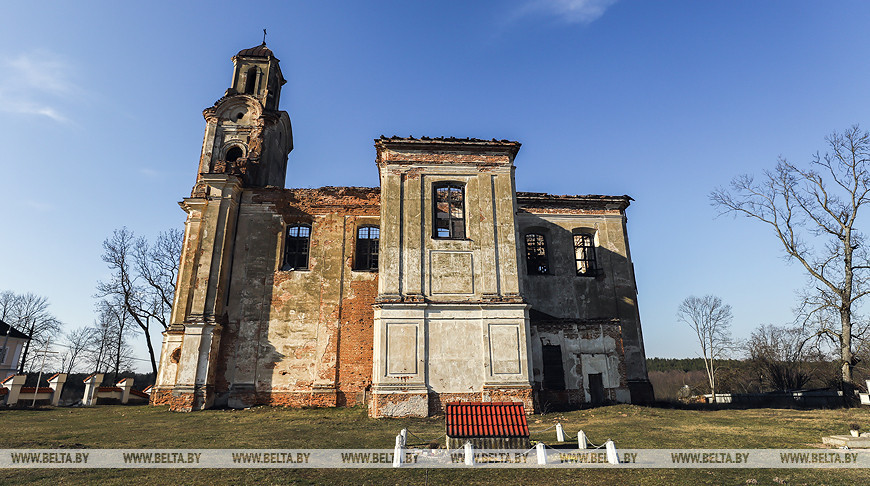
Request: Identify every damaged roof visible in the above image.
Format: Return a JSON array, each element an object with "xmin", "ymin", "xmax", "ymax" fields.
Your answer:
[
  {"xmin": 236, "ymin": 43, "xmax": 275, "ymax": 59},
  {"xmin": 517, "ymin": 192, "xmax": 633, "ymax": 211},
  {"xmin": 376, "ymin": 135, "xmax": 520, "ymax": 145},
  {"xmin": 375, "ymin": 136, "xmax": 522, "ymax": 155}
]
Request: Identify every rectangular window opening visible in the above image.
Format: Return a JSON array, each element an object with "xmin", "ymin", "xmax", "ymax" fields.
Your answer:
[
  {"xmin": 525, "ymin": 233, "xmax": 549, "ymax": 275},
  {"xmin": 354, "ymin": 225, "xmax": 380, "ymax": 270},
  {"xmin": 542, "ymin": 344, "xmax": 565, "ymax": 390},
  {"xmin": 574, "ymin": 233, "xmax": 597, "ymax": 276},
  {"xmin": 433, "ymin": 183, "xmax": 466, "ymax": 239},
  {"xmin": 284, "ymin": 224, "xmax": 311, "ymax": 270}
]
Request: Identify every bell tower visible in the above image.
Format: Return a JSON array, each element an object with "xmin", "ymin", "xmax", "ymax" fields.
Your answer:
[
  {"xmin": 191, "ymin": 42, "xmax": 293, "ymax": 191},
  {"xmin": 154, "ymin": 43, "xmax": 293, "ymax": 411},
  {"xmin": 229, "ymin": 43, "xmax": 284, "ymax": 110}
]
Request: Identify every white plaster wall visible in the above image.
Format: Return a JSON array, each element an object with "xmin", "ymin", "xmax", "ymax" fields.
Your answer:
[{"xmin": 427, "ymin": 319, "xmax": 484, "ymax": 393}]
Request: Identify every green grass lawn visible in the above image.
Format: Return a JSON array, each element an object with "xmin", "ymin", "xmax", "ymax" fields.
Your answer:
[{"xmin": 2, "ymin": 403, "xmax": 869, "ymax": 485}]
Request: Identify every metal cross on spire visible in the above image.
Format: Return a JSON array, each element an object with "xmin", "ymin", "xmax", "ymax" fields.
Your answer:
[{"xmin": 262, "ymin": 28, "xmax": 267, "ymax": 45}]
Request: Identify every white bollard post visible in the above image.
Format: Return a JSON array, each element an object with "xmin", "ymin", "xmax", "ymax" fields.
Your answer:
[
  {"xmin": 536, "ymin": 442, "xmax": 547, "ymax": 465},
  {"xmin": 400, "ymin": 428, "xmax": 407, "ymax": 448},
  {"xmin": 605, "ymin": 440, "xmax": 619, "ymax": 465},
  {"xmin": 577, "ymin": 430, "xmax": 588, "ymax": 450},
  {"xmin": 464, "ymin": 442, "xmax": 474, "ymax": 466},
  {"xmin": 556, "ymin": 423, "xmax": 565, "ymax": 442},
  {"xmin": 393, "ymin": 434, "xmax": 403, "ymax": 468}
]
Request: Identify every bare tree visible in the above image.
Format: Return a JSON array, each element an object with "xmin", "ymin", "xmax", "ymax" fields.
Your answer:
[
  {"xmin": 0, "ymin": 292, "xmax": 62, "ymax": 373},
  {"xmin": 97, "ymin": 227, "xmax": 181, "ymax": 376},
  {"xmin": 97, "ymin": 228, "xmax": 150, "ymax": 374},
  {"xmin": 747, "ymin": 324, "xmax": 825, "ymax": 391},
  {"xmin": 0, "ymin": 291, "xmax": 18, "ymax": 321},
  {"xmin": 58, "ymin": 327, "xmax": 93, "ymax": 374},
  {"xmin": 712, "ymin": 126, "xmax": 870, "ymax": 390},
  {"xmin": 84, "ymin": 300, "xmax": 135, "ymax": 379},
  {"xmin": 83, "ymin": 312, "xmax": 114, "ymax": 374},
  {"xmin": 677, "ymin": 295, "xmax": 734, "ymax": 400},
  {"xmin": 101, "ymin": 299, "xmax": 136, "ymax": 381},
  {"xmin": 134, "ymin": 228, "xmax": 183, "ymax": 331}
]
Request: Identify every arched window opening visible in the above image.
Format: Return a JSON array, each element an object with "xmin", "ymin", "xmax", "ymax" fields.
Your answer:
[
  {"xmin": 284, "ymin": 224, "xmax": 311, "ymax": 270},
  {"xmin": 573, "ymin": 233, "xmax": 597, "ymax": 276},
  {"xmin": 244, "ymin": 67, "xmax": 258, "ymax": 94},
  {"xmin": 433, "ymin": 182, "xmax": 465, "ymax": 239},
  {"xmin": 354, "ymin": 225, "xmax": 380, "ymax": 270},
  {"xmin": 226, "ymin": 146, "xmax": 243, "ymax": 163},
  {"xmin": 525, "ymin": 233, "xmax": 549, "ymax": 275}
]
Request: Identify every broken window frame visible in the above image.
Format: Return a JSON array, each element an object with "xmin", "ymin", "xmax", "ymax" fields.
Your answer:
[
  {"xmin": 433, "ymin": 182, "xmax": 466, "ymax": 239},
  {"xmin": 283, "ymin": 223, "xmax": 311, "ymax": 270},
  {"xmin": 573, "ymin": 233, "xmax": 597, "ymax": 276},
  {"xmin": 354, "ymin": 225, "xmax": 380, "ymax": 271},
  {"xmin": 524, "ymin": 233, "xmax": 550, "ymax": 275}
]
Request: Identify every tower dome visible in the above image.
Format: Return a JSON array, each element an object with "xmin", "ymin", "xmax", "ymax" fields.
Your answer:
[{"xmin": 236, "ymin": 43, "xmax": 275, "ymax": 59}]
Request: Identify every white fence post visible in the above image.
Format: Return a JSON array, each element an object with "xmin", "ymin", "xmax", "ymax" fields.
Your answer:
[
  {"xmin": 3, "ymin": 375, "xmax": 25, "ymax": 406},
  {"xmin": 118, "ymin": 378, "xmax": 134, "ymax": 404},
  {"xmin": 536, "ymin": 442, "xmax": 547, "ymax": 465},
  {"xmin": 392, "ymin": 433, "xmax": 403, "ymax": 468},
  {"xmin": 47, "ymin": 373, "xmax": 67, "ymax": 406},
  {"xmin": 577, "ymin": 430, "xmax": 588, "ymax": 450},
  {"xmin": 464, "ymin": 442, "xmax": 474, "ymax": 466},
  {"xmin": 556, "ymin": 423, "xmax": 565, "ymax": 442},
  {"xmin": 400, "ymin": 428, "xmax": 407, "ymax": 448},
  {"xmin": 605, "ymin": 439, "xmax": 619, "ymax": 464},
  {"xmin": 82, "ymin": 373, "xmax": 104, "ymax": 406}
]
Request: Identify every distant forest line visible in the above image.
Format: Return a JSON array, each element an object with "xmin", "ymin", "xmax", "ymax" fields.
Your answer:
[{"xmin": 647, "ymin": 358, "xmax": 746, "ymax": 373}]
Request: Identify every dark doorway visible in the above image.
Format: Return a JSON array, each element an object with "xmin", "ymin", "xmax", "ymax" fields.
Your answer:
[
  {"xmin": 542, "ymin": 345, "xmax": 565, "ymax": 390},
  {"xmin": 588, "ymin": 373, "xmax": 604, "ymax": 405}
]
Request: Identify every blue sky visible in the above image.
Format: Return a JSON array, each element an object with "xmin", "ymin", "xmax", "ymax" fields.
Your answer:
[{"xmin": 2, "ymin": 1, "xmax": 869, "ymax": 369}]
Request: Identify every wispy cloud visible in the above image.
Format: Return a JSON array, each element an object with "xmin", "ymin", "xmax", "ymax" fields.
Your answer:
[
  {"xmin": 512, "ymin": 0, "xmax": 619, "ymax": 24},
  {"xmin": 21, "ymin": 199, "xmax": 55, "ymax": 212},
  {"xmin": 0, "ymin": 50, "xmax": 79, "ymax": 123}
]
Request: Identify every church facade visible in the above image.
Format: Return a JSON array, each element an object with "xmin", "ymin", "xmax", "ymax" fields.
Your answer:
[{"xmin": 151, "ymin": 44, "xmax": 654, "ymax": 416}]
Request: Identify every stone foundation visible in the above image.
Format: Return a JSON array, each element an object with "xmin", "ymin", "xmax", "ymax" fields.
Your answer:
[
  {"xmin": 158, "ymin": 382, "xmax": 368, "ymax": 411},
  {"xmin": 222, "ymin": 386, "xmax": 342, "ymax": 409},
  {"xmin": 149, "ymin": 388, "xmax": 173, "ymax": 406},
  {"xmin": 259, "ymin": 390, "xmax": 338, "ymax": 408},
  {"xmin": 168, "ymin": 392, "xmax": 196, "ymax": 412},
  {"xmin": 536, "ymin": 389, "xmax": 586, "ymax": 411},
  {"xmin": 369, "ymin": 390, "xmax": 429, "ymax": 418},
  {"xmin": 370, "ymin": 388, "xmax": 535, "ymax": 418},
  {"xmin": 156, "ymin": 385, "xmax": 215, "ymax": 412},
  {"xmin": 483, "ymin": 387, "xmax": 535, "ymax": 413}
]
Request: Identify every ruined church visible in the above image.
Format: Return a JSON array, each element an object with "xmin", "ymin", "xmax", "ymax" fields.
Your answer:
[{"xmin": 152, "ymin": 44, "xmax": 654, "ymax": 417}]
